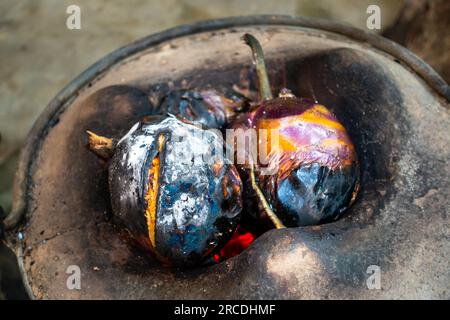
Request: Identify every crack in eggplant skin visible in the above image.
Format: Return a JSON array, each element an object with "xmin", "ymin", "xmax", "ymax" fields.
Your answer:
[
  {"xmin": 108, "ymin": 116, "xmax": 242, "ymax": 266},
  {"xmin": 144, "ymin": 133, "xmax": 165, "ymax": 252}
]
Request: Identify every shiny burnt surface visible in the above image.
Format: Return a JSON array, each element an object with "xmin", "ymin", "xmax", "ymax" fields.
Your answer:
[
  {"xmin": 234, "ymin": 96, "xmax": 359, "ymax": 226},
  {"xmin": 109, "ymin": 116, "xmax": 242, "ymax": 266}
]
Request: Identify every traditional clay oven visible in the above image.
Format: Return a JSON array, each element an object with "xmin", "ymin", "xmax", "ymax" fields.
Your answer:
[{"xmin": 3, "ymin": 16, "xmax": 449, "ymax": 299}]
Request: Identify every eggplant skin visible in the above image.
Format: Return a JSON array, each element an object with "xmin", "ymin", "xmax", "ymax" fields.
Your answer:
[
  {"xmin": 158, "ymin": 89, "xmax": 246, "ymax": 129},
  {"xmin": 273, "ymin": 162, "xmax": 359, "ymax": 227},
  {"xmin": 232, "ymin": 97, "xmax": 360, "ymax": 227},
  {"xmin": 108, "ymin": 116, "xmax": 242, "ymax": 266},
  {"xmin": 159, "ymin": 90, "xmax": 226, "ymax": 129}
]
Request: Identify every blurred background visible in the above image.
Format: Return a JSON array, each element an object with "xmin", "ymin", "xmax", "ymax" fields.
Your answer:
[{"xmin": 0, "ymin": 0, "xmax": 448, "ymax": 299}]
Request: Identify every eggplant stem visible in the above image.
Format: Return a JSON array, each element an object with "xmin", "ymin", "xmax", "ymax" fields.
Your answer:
[
  {"xmin": 250, "ymin": 164, "xmax": 286, "ymax": 229},
  {"xmin": 242, "ymin": 33, "xmax": 273, "ymax": 101},
  {"xmin": 86, "ymin": 130, "xmax": 115, "ymax": 159}
]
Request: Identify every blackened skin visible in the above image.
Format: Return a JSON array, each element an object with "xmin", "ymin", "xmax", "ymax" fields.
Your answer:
[
  {"xmin": 159, "ymin": 90, "xmax": 226, "ymax": 129},
  {"xmin": 274, "ymin": 163, "xmax": 359, "ymax": 227},
  {"xmin": 109, "ymin": 116, "xmax": 242, "ymax": 267}
]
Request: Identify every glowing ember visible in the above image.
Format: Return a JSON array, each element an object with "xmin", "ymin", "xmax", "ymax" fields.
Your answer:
[{"xmin": 214, "ymin": 226, "xmax": 256, "ymax": 262}]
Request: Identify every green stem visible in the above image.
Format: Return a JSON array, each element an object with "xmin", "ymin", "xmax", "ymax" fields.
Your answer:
[
  {"xmin": 242, "ymin": 33, "xmax": 273, "ymax": 101},
  {"xmin": 250, "ymin": 164, "xmax": 286, "ymax": 229},
  {"xmin": 243, "ymin": 33, "xmax": 285, "ymax": 229}
]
